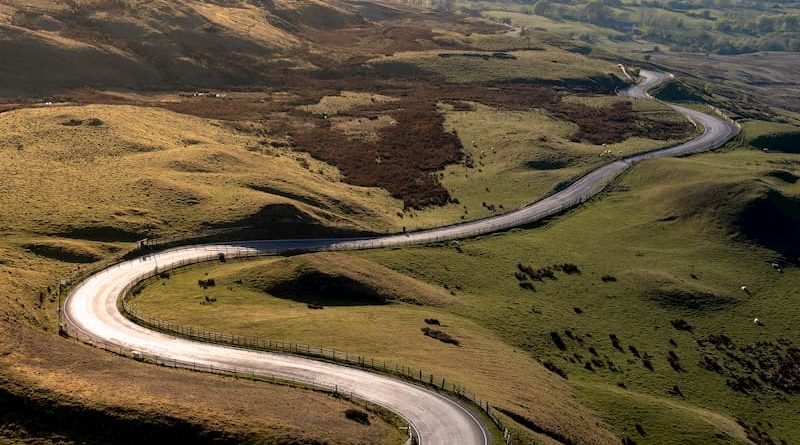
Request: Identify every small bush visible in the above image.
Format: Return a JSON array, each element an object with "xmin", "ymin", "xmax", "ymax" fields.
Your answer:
[
  {"xmin": 543, "ymin": 361, "xmax": 568, "ymax": 379},
  {"xmin": 550, "ymin": 332, "xmax": 567, "ymax": 350},
  {"xmin": 424, "ymin": 318, "xmax": 441, "ymax": 325},
  {"xmin": 307, "ymin": 303, "xmax": 324, "ymax": 310},
  {"xmin": 668, "ymin": 385, "xmax": 684, "ymax": 397},
  {"xmin": 421, "ymin": 327, "xmax": 460, "ymax": 346},
  {"xmin": 643, "ymin": 357, "xmax": 654, "ymax": 371},
  {"xmin": 198, "ymin": 279, "xmax": 216, "ymax": 289},
  {"xmin": 519, "ymin": 282, "xmax": 536, "ymax": 291},
  {"xmin": 560, "ymin": 263, "xmax": 580, "ymax": 274},
  {"xmin": 671, "ymin": 319, "xmax": 693, "ymax": 332},
  {"xmin": 158, "ymin": 272, "xmax": 170, "ymax": 279},
  {"xmin": 628, "ymin": 345, "xmax": 640, "ymax": 358},
  {"xmin": 610, "ymin": 334, "xmax": 623, "ymax": 352},
  {"xmin": 667, "ymin": 351, "xmax": 684, "ymax": 372},
  {"xmin": 601, "ymin": 275, "xmax": 617, "ymax": 283},
  {"xmin": 344, "ymin": 409, "xmax": 370, "ymax": 425},
  {"xmin": 573, "ymin": 306, "xmax": 583, "ymax": 314}
]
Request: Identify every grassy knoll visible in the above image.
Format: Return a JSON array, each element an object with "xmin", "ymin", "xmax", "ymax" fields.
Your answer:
[{"xmin": 133, "ymin": 139, "xmax": 800, "ymax": 444}]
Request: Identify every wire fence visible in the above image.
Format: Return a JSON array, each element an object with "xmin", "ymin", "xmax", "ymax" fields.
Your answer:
[
  {"xmin": 58, "ymin": 319, "xmax": 414, "ymax": 443},
  {"xmin": 115, "ymin": 255, "xmax": 513, "ymax": 444}
]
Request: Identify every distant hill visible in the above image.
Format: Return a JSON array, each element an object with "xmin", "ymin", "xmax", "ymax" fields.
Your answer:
[{"xmin": 0, "ymin": 0, "xmax": 480, "ymax": 95}]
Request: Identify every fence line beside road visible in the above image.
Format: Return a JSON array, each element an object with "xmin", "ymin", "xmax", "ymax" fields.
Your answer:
[{"xmin": 116, "ymin": 254, "xmax": 513, "ymax": 444}]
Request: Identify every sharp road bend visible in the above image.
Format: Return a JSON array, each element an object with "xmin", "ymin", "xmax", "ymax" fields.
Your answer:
[{"xmin": 63, "ymin": 70, "xmax": 739, "ymax": 445}]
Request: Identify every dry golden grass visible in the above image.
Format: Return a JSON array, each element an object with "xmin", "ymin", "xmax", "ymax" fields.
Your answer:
[
  {"xmin": 301, "ymin": 91, "xmax": 398, "ymax": 115},
  {"xmin": 187, "ymin": 1, "xmax": 300, "ymax": 49},
  {"xmin": 0, "ymin": 321, "xmax": 405, "ymax": 445},
  {"xmin": 0, "ymin": 104, "xmax": 404, "ymax": 237}
]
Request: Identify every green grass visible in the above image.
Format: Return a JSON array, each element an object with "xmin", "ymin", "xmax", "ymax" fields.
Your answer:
[
  {"xmin": 131, "ymin": 255, "xmax": 618, "ymax": 444},
  {"xmin": 132, "ymin": 141, "xmax": 800, "ymax": 444},
  {"xmin": 359, "ymin": 148, "xmax": 800, "ymax": 444},
  {"xmin": 408, "ymin": 98, "xmax": 700, "ymax": 229}
]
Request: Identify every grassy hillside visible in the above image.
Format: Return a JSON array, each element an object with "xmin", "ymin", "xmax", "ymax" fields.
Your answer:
[
  {"xmin": 131, "ymin": 254, "xmax": 621, "ymax": 445},
  {"xmin": 132, "ymin": 134, "xmax": 800, "ymax": 444},
  {"xmin": 0, "ymin": 0, "xmax": 352, "ymax": 95},
  {"xmin": 3, "ymin": 0, "xmax": 793, "ymax": 443}
]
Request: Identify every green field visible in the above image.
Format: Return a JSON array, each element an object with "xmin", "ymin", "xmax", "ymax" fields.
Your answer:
[{"xmin": 131, "ymin": 123, "xmax": 800, "ymax": 444}]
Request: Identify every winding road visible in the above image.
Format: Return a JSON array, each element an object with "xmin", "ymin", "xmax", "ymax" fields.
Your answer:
[{"xmin": 62, "ymin": 70, "xmax": 739, "ymax": 445}]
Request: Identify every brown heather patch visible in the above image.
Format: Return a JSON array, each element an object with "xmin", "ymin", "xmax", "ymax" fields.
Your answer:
[{"xmin": 290, "ymin": 98, "xmax": 462, "ymax": 209}]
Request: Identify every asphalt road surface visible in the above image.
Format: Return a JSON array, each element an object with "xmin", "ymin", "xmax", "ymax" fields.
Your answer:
[{"xmin": 63, "ymin": 70, "xmax": 739, "ymax": 445}]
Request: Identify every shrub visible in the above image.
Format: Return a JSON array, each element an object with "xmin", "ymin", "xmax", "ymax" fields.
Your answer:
[
  {"xmin": 550, "ymin": 332, "xmax": 567, "ymax": 350},
  {"xmin": 307, "ymin": 303, "xmax": 324, "ymax": 309},
  {"xmin": 628, "ymin": 345, "xmax": 640, "ymax": 358},
  {"xmin": 610, "ymin": 334, "xmax": 623, "ymax": 352},
  {"xmin": 421, "ymin": 327, "xmax": 460, "ymax": 346},
  {"xmin": 424, "ymin": 318, "xmax": 441, "ymax": 325},
  {"xmin": 543, "ymin": 361, "xmax": 568, "ymax": 379},
  {"xmin": 560, "ymin": 263, "xmax": 580, "ymax": 274},
  {"xmin": 671, "ymin": 319, "xmax": 693, "ymax": 332},
  {"xmin": 344, "ymin": 408, "xmax": 370, "ymax": 425},
  {"xmin": 573, "ymin": 306, "xmax": 583, "ymax": 314},
  {"xmin": 198, "ymin": 279, "xmax": 216, "ymax": 289},
  {"xmin": 668, "ymin": 385, "xmax": 684, "ymax": 397},
  {"xmin": 519, "ymin": 282, "xmax": 536, "ymax": 291},
  {"xmin": 601, "ymin": 274, "xmax": 617, "ymax": 283}
]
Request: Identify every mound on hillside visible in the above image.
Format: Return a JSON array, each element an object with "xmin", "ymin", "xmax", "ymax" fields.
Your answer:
[
  {"xmin": 651, "ymin": 79, "xmax": 707, "ymax": 103},
  {"xmin": 239, "ymin": 253, "xmax": 456, "ymax": 307},
  {"xmin": 656, "ymin": 177, "xmax": 800, "ymax": 263},
  {"xmin": 737, "ymin": 188, "xmax": 800, "ymax": 263},
  {"xmin": 22, "ymin": 240, "xmax": 105, "ymax": 263},
  {"xmin": 750, "ymin": 131, "xmax": 800, "ymax": 154},
  {"xmin": 631, "ymin": 271, "xmax": 737, "ymax": 311}
]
